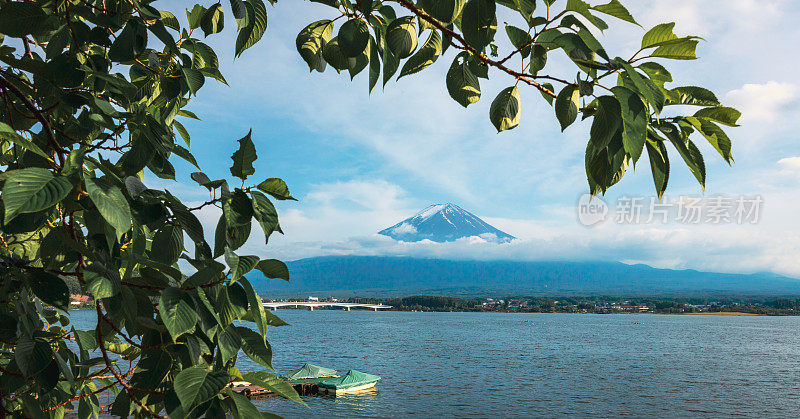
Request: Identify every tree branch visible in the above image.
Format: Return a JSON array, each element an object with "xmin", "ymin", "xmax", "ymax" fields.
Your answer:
[
  {"xmin": 395, "ymin": 0, "xmax": 557, "ymax": 98},
  {"xmin": 0, "ymin": 75, "xmax": 63, "ymax": 163}
]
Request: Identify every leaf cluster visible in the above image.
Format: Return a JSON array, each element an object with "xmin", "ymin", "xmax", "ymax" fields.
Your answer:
[
  {"xmin": 0, "ymin": 0, "xmax": 299, "ymax": 417},
  {"xmin": 297, "ymin": 0, "xmax": 740, "ymax": 197}
]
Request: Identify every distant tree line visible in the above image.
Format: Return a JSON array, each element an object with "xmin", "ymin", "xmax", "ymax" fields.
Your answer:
[{"xmin": 349, "ymin": 296, "xmax": 800, "ymax": 315}]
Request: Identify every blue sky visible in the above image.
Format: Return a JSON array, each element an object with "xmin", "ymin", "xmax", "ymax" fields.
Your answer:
[{"xmin": 155, "ymin": 0, "xmax": 800, "ymax": 277}]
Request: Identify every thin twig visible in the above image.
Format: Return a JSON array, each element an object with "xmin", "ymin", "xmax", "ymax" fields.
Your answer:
[{"xmin": 396, "ymin": 0, "xmax": 557, "ymax": 98}]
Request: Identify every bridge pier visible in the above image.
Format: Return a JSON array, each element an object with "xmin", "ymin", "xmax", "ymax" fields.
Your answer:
[
  {"xmin": 309, "ymin": 306, "xmax": 314, "ymax": 311},
  {"xmin": 346, "ymin": 307, "xmax": 350, "ymax": 311}
]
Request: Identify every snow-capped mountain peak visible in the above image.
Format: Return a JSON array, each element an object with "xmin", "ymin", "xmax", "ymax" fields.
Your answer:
[{"xmin": 378, "ymin": 203, "xmax": 515, "ymax": 243}]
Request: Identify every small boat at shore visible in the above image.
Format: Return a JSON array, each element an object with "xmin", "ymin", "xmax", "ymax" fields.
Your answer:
[
  {"xmin": 280, "ymin": 363, "xmax": 339, "ymax": 384},
  {"xmin": 318, "ymin": 370, "xmax": 381, "ymax": 395}
]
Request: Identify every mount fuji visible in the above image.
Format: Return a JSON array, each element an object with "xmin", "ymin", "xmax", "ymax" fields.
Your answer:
[{"xmin": 378, "ymin": 203, "xmax": 515, "ymax": 243}]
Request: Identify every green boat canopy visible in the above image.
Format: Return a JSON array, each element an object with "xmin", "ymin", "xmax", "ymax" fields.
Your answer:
[
  {"xmin": 318, "ymin": 370, "xmax": 381, "ymax": 389},
  {"xmin": 280, "ymin": 363, "xmax": 338, "ymax": 381}
]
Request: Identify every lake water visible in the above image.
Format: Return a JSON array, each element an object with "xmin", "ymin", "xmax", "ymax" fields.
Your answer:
[{"xmin": 71, "ymin": 310, "xmax": 800, "ymax": 417}]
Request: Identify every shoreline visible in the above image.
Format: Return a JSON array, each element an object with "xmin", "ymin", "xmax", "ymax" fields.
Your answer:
[{"xmin": 679, "ymin": 311, "xmax": 763, "ymax": 316}]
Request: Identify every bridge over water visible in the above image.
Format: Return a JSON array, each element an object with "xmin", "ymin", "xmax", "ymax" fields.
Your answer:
[{"xmin": 262, "ymin": 302, "xmax": 392, "ymax": 311}]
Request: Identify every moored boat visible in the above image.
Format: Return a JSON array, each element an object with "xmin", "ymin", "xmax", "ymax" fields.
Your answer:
[
  {"xmin": 280, "ymin": 363, "xmax": 339, "ymax": 384},
  {"xmin": 318, "ymin": 370, "xmax": 381, "ymax": 395}
]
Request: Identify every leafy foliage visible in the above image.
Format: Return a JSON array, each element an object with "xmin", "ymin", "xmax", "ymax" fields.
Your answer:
[
  {"xmin": 298, "ymin": 0, "xmax": 739, "ymax": 196},
  {"xmin": 0, "ymin": 0, "xmax": 738, "ymax": 417},
  {"xmin": 0, "ymin": 0, "xmax": 297, "ymax": 417}
]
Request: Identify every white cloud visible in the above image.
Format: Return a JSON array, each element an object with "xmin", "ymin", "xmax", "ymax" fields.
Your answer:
[
  {"xmin": 306, "ymin": 179, "xmax": 410, "ymax": 212},
  {"xmin": 725, "ymin": 81, "xmax": 800, "ymax": 123},
  {"xmin": 777, "ymin": 157, "xmax": 800, "ymax": 172}
]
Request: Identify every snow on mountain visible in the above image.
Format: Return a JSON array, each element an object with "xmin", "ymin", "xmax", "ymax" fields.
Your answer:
[{"xmin": 378, "ymin": 203, "xmax": 515, "ymax": 243}]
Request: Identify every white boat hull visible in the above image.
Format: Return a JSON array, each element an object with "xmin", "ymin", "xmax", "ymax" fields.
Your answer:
[{"xmin": 319, "ymin": 381, "xmax": 378, "ymax": 395}]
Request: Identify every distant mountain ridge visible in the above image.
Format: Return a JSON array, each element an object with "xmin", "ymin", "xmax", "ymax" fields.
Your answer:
[
  {"xmin": 378, "ymin": 203, "xmax": 515, "ymax": 243},
  {"xmin": 252, "ymin": 256, "xmax": 800, "ymax": 298}
]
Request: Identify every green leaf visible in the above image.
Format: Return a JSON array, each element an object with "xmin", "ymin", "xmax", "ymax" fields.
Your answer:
[
  {"xmin": 681, "ymin": 117, "xmax": 733, "ymax": 164},
  {"xmin": 638, "ymin": 62, "xmax": 672, "ymax": 87},
  {"xmin": 230, "ymin": 130, "xmax": 257, "ymax": 181},
  {"xmin": 0, "ymin": 123, "xmax": 49, "ymax": 159},
  {"xmin": 15, "ymin": 336, "xmax": 53, "ymax": 376},
  {"xmin": 173, "ymin": 207, "xmax": 206, "ymax": 245},
  {"xmin": 369, "ymin": 36, "xmax": 380, "ymax": 93},
  {"xmin": 0, "ymin": 2, "xmax": 49, "ymax": 37},
  {"xmin": 241, "ymin": 371, "xmax": 303, "ymax": 404},
  {"xmin": 645, "ymin": 138, "xmax": 669, "ymax": 200},
  {"xmin": 591, "ymin": 0, "xmax": 639, "ymax": 26},
  {"xmin": 489, "ymin": 86, "xmax": 521, "ymax": 132},
  {"xmin": 129, "ymin": 349, "xmax": 172, "ymax": 390},
  {"xmin": 657, "ymin": 123, "xmax": 706, "ymax": 190},
  {"xmin": 174, "ymin": 365, "xmax": 229, "ymax": 412},
  {"xmin": 235, "ymin": 0, "xmax": 268, "ymax": 57},
  {"xmin": 85, "ymin": 177, "xmax": 132, "ymax": 240},
  {"xmin": 446, "ymin": 53, "xmax": 481, "ymax": 107},
  {"xmin": 357, "ymin": 0, "xmax": 373, "ymax": 14},
  {"xmin": 225, "ymin": 190, "xmax": 254, "ymax": 227},
  {"xmin": 668, "ymin": 86, "xmax": 720, "ymax": 106},
  {"xmin": 505, "ymin": 25, "xmax": 531, "ymax": 56},
  {"xmin": 187, "ymin": 4, "xmax": 207, "ymax": 30},
  {"xmin": 255, "ymin": 259, "xmax": 290, "ymax": 282},
  {"xmin": 529, "ymin": 45, "xmax": 547, "ymax": 75},
  {"xmin": 553, "ymin": 33, "xmax": 594, "ymax": 65},
  {"xmin": 240, "ymin": 278, "xmax": 277, "ymax": 338},
  {"xmin": 585, "ymin": 133, "xmax": 627, "ymax": 195},
  {"xmin": 250, "ymin": 190, "xmax": 281, "ymax": 242},
  {"xmin": 201, "ymin": 3, "xmax": 225, "ymax": 37},
  {"xmin": 158, "ymin": 287, "xmax": 198, "ymax": 341},
  {"xmin": 173, "ymin": 120, "xmax": 191, "ymax": 148},
  {"xmin": 108, "ymin": 18, "xmax": 147, "ymax": 62},
  {"xmin": 225, "ymin": 388, "xmax": 271, "ymax": 418},
  {"xmin": 322, "ymin": 37, "xmax": 353, "ymax": 72},
  {"xmin": 694, "ymin": 106, "xmax": 741, "ymax": 127},
  {"xmin": 338, "ymin": 19, "xmax": 370, "ymax": 57},
  {"xmin": 86, "ymin": 270, "xmax": 120, "ymax": 299},
  {"xmin": 381, "ymin": 34, "xmax": 400, "ymax": 86},
  {"xmin": 73, "ymin": 329, "xmax": 98, "ymax": 352},
  {"xmin": 496, "ymin": 0, "xmax": 536, "ymax": 23},
  {"xmin": 296, "ymin": 20, "xmax": 333, "ymax": 71},
  {"xmin": 225, "ymin": 249, "xmax": 259, "ymax": 283},
  {"xmin": 152, "ymin": 224, "xmax": 184, "ymax": 265},
  {"xmin": 386, "ymin": 16, "xmax": 418, "ymax": 58},
  {"xmin": 2, "ymin": 168, "xmax": 71, "ymax": 223},
  {"xmin": 616, "ymin": 58, "xmax": 663, "ymax": 114},
  {"xmin": 612, "ymin": 86, "xmax": 648, "ymax": 164},
  {"xmin": 555, "ymin": 85, "xmax": 580, "ymax": 131},
  {"xmin": 399, "ymin": 30, "xmax": 442, "ymax": 78},
  {"xmin": 231, "ymin": 0, "xmax": 247, "ymax": 23},
  {"xmin": 651, "ymin": 38, "xmax": 699, "ymax": 60},
  {"xmin": 217, "ymin": 325, "xmax": 242, "ymax": 363},
  {"xmin": 590, "ymin": 96, "xmax": 621, "ymax": 148},
  {"xmin": 148, "ymin": 21, "xmax": 179, "ymax": 56},
  {"xmin": 539, "ymin": 83, "xmax": 555, "ymax": 105},
  {"xmin": 642, "ymin": 22, "xmax": 678, "ymax": 48},
  {"xmin": 28, "ymin": 271, "xmax": 70, "ymax": 311},
  {"xmin": 462, "ymin": 0, "xmax": 496, "ymax": 50},
  {"xmin": 182, "ymin": 67, "xmax": 205, "ymax": 96},
  {"xmin": 236, "ymin": 326, "xmax": 273, "ymax": 368},
  {"xmin": 257, "ymin": 178, "xmax": 295, "ymax": 200},
  {"xmin": 419, "ymin": 0, "xmax": 465, "ymax": 24},
  {"xmin": 565, "ymin": 0, "xmax": 602, "ymax": 29}
]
